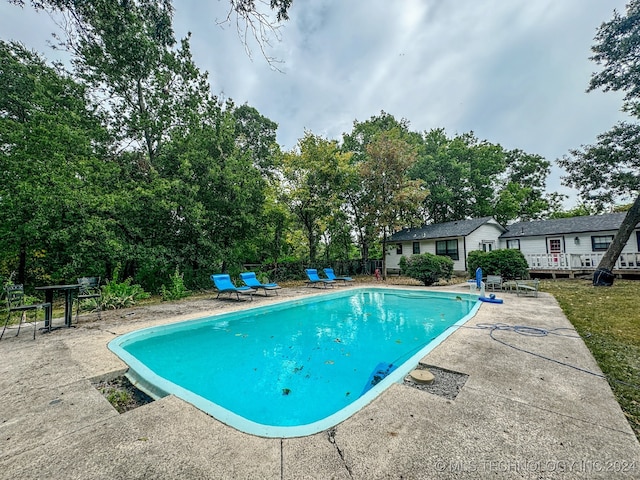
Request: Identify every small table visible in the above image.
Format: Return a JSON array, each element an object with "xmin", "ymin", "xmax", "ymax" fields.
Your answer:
[{"xmin": 35, "ymin": 284, "xmax": 80, "ymax": 330}]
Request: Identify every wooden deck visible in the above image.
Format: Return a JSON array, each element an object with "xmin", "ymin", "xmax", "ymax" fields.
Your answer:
[
  {"xmin": 525, "ymin": 252, "xmax": 640, "ymax": 279},
  {"xmin": 529, "ymin": 268, "xmax": 640, "ymax": 279}
]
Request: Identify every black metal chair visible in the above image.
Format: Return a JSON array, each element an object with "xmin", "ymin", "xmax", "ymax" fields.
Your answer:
[
  {"xmin": 75, "ymin": 277, "xmax": 102, "ymax": 323},
  {"xmin": 1, "ymin": 284, "xmax": 52, "ymax": 340}
]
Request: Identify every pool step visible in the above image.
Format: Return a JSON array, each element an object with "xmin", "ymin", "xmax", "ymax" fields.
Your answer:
[{"xmin": 361, "ymin": 362, "xmax": 397, "ymax": 395}]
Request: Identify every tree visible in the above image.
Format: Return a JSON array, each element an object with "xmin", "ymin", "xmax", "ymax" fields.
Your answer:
[
  {"xmin": 360, "ymin": 130, "xmax": 427, "ymax": 279},
  {"xmin": 548, "ymin": 203, "xmax": 597, "ymax": 219},
  {"xmin": 151, "ymin": 99, "xmax": 268, "ymax": 288},
  {"xmin": 0, "ymin": 41, "xmax": 111, "ymax": 285},
  {"xmin": 51, "ymin": 0, "xmax": 211, "ymax": 168},
  {"xmin": 233, "ymin": 103, "xmax": 280, "ymax": 177},
  {"xmin": 10, "ymin": 0, "xmax": 294, "ymax": 67},
  {"xmin": 411, "ymin": 130, "xmax": 556, "ymax": 224},
  {"xmin": 281, "ymin": 132, "xmax": 351, "ymax": 264},
  {"xmin": 222, "ymin": 0, "xmax": 293, "ymax": 66},
  {"xmin": 559, "ymin": 1, "xmax": 640, "ymax": 281},
  {"xmin": 408, "ymin": 128, "xmax": 467, "ymax": 223},
  {"xmin": 495, "ymin": 149, "xmax": 563, "ymax": 223},
  {"xmin": 341, "ymin": 111, "xmax": 421, "ymax": 270},
  {"xmin": 558, "ymin": 125, "xmax": 640, "ymax": 278}
]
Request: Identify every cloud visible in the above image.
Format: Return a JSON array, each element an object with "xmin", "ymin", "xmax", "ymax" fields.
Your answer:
[{"xmin": 0, "ymin": 0, "xmax": 630, "ymax": 206}]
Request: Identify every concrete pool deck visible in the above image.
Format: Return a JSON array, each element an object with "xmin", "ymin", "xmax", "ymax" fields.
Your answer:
[{"xmin": 0, "ymin": 282, "xmax": 638, "ymax": 479}]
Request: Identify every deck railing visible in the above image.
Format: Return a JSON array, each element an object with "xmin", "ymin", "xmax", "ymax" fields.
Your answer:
[{"xmin": 524, "ymin": 253, "xmax": 640, "ymax": 270}]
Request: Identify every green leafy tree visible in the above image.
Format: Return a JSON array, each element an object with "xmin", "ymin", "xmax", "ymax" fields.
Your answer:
[
  {"xmin": 495, "ymin": 149, "xmax": 563, "ymax": 222},
  {"xmin": 411, "ymin": 130, "xmax": 556, "ymax": 224},
  {"xmin": 281, "ymin": 132, "xmax": 351, "ymax": 263},
  {"xmin": 341, "ymin": 111, "xmax": 422, "ymax": 270},
  {"xmin": 52, "ymin": 0, "xmax": 209, "ymax": 168},
  {"xmin": 548, "ymin": 203, "xmax": 597, "ymax": 219},
  {"xmin": 360, "ymin": 130, "xmax": 427, "ymax": 278},
  {"xmin": 558, "ymin": 1, "xmax": 640, "ymax": 279},
  {"xmin": 233, "ymin": 103, "xmax": 281, "ymax": 177},
  {"xmin": 154, "ymin": 99, "xmax": 267, "ymax": 287},
  {"xmin": 11, "ymin": 0, "xmax": 295, "ymax": 67},
  {"xmin": 254, "ymin": 185, "xmax": 293, "ymax": 266},
  {"xmin": 410, "ymin": 128, "xmax": 467, "ymax": 223},
  {"xmin": 52, "ymin": 0, "xmax": 270, "ymax": 289},
  {"xmin": 3, "ymin": 0, "xmax": 280, "ymax": 291},
  {"xmin": 0, "ymin": 41, "xmax": 110, "ymax": 285},
  {"xmin": 411, "ymin": 130, "xmax": 509, "ymax": 222}
]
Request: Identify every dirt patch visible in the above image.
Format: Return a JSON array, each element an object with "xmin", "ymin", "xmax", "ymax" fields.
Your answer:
[{"xmin": 93, "ymin": 375, "xmax": 154, "ymax": 413}]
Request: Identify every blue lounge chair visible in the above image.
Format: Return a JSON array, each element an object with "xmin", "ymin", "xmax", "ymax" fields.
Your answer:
[
  {"xmin": 323, "ymin": 268, "xmax": 354, "ymax": 285},
  {"xmin": 211, "ymin": 274, "xmax": 256, "ymax": 301},
  {"xmin": 239, "ymin": 272, "xmax": 281, "ymax": 296},
  {"xmin": 304, "ymin": 269, "xmax": 335, "ymax": 288}
]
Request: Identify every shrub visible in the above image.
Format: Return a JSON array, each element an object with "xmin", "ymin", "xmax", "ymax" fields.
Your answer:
[
  {"xmin": 466, "ymin": 251, "xmax": 488, "ymax": 278},
  {"xmin": 100, "ymin": 268, "xmax": 150, "ymax": 310},
  {"xmin": 467, "ymin": 249, "xmax": 529, "ymax": 280},
  {"xmin": 399, "ymin": 253, "xmax": 454, "ymax": 286},
  {"xmin": 160, "ymin": 266, "xmax": 190, "ymax": 301}
]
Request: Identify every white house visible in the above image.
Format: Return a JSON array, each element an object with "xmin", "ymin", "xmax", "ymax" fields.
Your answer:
[
  {"xmin": 500, "ymin": 213, "xmax": 640, "ymax": 274},
  {"xmin": 386, "ymin": 216, "xmax": 506, "ymax": 273},
  {"xmin": 387, "ymin": 213, "xmax": 640, "ymax": 276}
]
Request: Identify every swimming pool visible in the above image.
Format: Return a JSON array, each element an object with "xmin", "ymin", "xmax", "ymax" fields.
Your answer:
[{"xmin": 108, "ymin": 287, "xmax": 479, "ymax": 437}]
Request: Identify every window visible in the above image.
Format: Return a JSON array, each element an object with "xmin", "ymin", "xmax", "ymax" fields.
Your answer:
[
  {"xmin": 548, "ymin": 238, "xmax": 562, "ymax": 253},
  {"xmin": 413, "ymin": 242, "xmax": 420, "ymax": 254},
  {"xmin": 436, "ymin": 239, "xmax": 459, "ymax": 260},
  {"xmin": 481, "ymin": 241, "xmax": 494, "ymax": 252},
  {"xmin": 591, "ymin": 235, "xmax": 614, "ymax": 252},
  {"xmin": 506, "ymin": 239, "xmax": 520, "ymax": 250},
  {"xmin": 396, "ymin": 244, "xmax": 403, "ymax": 255}
]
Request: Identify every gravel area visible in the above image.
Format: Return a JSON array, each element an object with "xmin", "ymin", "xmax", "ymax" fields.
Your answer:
[{"xmin": 403, "ymin": 364, "xmax": 469, "ymax": 400}]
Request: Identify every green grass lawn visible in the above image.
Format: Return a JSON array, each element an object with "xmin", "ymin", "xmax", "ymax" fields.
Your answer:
[{"xmin": 541, "ymin": 279, "xmax": 640, "ymax": 441}]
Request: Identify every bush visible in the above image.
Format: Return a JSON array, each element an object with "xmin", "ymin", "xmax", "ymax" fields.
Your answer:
[
  {"xmin": 100, "ymin": 268, "xmax": 150, "ymax": 310},
  {"xmin": 399, "ymin": 253, "xmax": 454, "ymax": 286},
  {"xmin": 160, "ymin": 266, "xmax": 190, "ymax": 301},
  {"xmin": 467, "ymin": 249, "xmax": 529, "ymax": 280}
]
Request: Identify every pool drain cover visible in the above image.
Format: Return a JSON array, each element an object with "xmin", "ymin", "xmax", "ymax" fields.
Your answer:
[{"xmin": 403, "ymin": 364, "xmax": 468, "ymax": 400}]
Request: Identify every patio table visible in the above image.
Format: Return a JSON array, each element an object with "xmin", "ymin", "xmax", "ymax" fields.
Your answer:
[{"xmin": 35, "ymin": 284, "xmax": 80, "ymax": 331}]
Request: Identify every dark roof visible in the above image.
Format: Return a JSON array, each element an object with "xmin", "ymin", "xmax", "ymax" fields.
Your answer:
[
  {"xmin": 389, "ymin": 216, "xmax": 504, "ymax": 242},
  {"xmin": 500, "ymin": 212, "xmax": 638, "ymax": 238}
]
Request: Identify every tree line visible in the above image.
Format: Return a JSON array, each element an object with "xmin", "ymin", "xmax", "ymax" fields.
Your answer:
[{"xmin": 2, "ymin": 0, "xmax": 638, "ymax": 292}]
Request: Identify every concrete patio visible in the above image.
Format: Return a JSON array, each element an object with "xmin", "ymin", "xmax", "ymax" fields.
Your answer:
[{"xmin": 0, "ymin": 283, "xmax": 638, "ymax": 479}]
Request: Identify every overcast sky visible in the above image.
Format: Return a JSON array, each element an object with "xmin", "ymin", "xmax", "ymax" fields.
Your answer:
[{"xmin": 0, "ymin": 0, "xmax": 632, "ymax": 207}]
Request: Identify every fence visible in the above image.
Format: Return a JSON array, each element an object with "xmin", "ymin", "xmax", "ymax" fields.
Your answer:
[{"xmin": 245, "ymin": 259, "xmax": 384, "ymax": 281}]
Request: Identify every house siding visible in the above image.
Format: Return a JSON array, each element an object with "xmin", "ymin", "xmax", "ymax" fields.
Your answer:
[
  {"xmin": 386, "ymin": 237, "xmax": 467, "ymax": 272},
  {"xmin": 386, "ymin": 214, "xmax": 639, "ymax": 276},
  {"xmin": 386, "ymin": 222, "xmax": 505, "ymax": 273},
  {"xmin": 498, "ymin": 229, "xmax": 640, "ymax": 256},
  {"xmin": 466, "ymin": 224, "xmax": 504, "ymax": 254}
]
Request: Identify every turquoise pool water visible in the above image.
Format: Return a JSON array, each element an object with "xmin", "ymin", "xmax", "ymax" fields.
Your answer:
[{"xmin": 108, "ymin": 288, "xmax": 479, "ymax": 437}]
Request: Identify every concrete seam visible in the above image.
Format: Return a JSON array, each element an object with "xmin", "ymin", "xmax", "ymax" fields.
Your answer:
[
  {"xmin": 328, "ymin": 428, "xmax": 354, "ymax": 479},
  {"xmin": 280, "ymin": 438, "xmax": 284, "ymax": 479}
]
